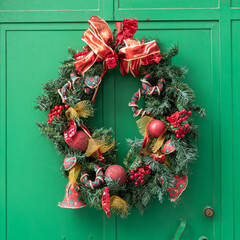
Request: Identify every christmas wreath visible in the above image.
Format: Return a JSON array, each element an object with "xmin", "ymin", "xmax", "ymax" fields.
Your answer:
[{"xmin": 36, "ymin": 16, "xmax": 205, "ymax": 218}]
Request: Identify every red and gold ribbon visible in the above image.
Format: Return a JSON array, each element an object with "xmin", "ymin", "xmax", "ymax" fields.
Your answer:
[
  {"xmin": 74, "ymin": 16, "xmax": 118, "ymax": 77},
  {"xmin": 74, "ymin": 16, "xmax": 161, "ymax": 79},
  {"xmin": 118, "ymin": 39, "xmax": 161, "ymax": 77},
  {"xmin": 117, "ymin": 19, "xmax": 162, "ymax": 78}
]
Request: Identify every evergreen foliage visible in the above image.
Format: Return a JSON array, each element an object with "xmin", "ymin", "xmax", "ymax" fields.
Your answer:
[{"xmin": 36, "ymin": 38, "xmax": 205, "ymax": 218}]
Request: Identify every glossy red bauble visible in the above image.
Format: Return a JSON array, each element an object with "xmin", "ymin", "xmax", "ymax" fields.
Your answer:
[
  {"xmin": 105, "ymin": 165, "xmax": 127, "ymax": 185},
  {"xmin": 148, "ymin": 120, "xmax": 166, "ymax": 138},
  {"xmin": 68, "ymin": 131, "xmax": 89, "ymax": 152}
]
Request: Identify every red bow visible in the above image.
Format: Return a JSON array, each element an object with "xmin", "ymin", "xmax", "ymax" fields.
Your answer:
[
  {"xmin": 74, "ymin": 17, "xmax": 161, "ymax": 78},
  {"xmin": 74, "ymin": 16, "xmax": 118, "ymax": 77},
  {"xmin": 117, "ymin": 19, "xmax": 162, "ymax": 77}
]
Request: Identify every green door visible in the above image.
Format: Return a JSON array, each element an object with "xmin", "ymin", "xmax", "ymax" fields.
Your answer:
[{"xmin": 0, "ymin": 0, "xmax": 238, "ymax": 239}]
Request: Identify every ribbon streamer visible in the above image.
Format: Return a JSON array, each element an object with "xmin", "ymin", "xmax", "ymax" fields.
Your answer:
[
  {"xmin": 102, "ymin": 187, "xmax": 111, "ymax": 217},
  {"xmin": 137, "ymin": 116, "xmax": 154, "ymax": 149}
]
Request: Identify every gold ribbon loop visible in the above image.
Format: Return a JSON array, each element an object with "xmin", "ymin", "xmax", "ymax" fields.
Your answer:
[{"xmin": 65, "ymin": 101, "xmax": 93, "ymax": 121}]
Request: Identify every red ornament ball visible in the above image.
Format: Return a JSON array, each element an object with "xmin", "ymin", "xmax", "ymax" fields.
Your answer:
[
  {"xmin": 148, "ymin": 120, "xmax": 166, "ymax": 138},
  {"xmin": 105, "ymin": 165, "xmax": 127, "ymax": 186},
  {"xmin": 68, "ymin": 131, "xmax": 89, "ymax": 152}
]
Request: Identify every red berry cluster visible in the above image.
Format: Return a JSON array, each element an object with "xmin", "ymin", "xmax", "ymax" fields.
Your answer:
[
  {"xmin": 175, "ymin": 109, "xmax": 192, "ymax": 125},
  {"xmin": 47, "ymin": 105, "xmax": 69, "ymax": 124},
  {"xmin": 129, "ymin": 165, "xmax": 151, "ymax": 186},
  {"xmin": 174, "ymin": 109, "xmax": 192, "ymax": 138},
  {"xmin": 175, "ymin": 124, "xmax": 190, "ymax": 138},
  {"xmin": 167, "ymin": 109, "xmax": 192, "ymax": 128}
]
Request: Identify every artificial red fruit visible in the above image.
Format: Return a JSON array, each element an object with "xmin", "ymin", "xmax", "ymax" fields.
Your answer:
[
  {"xmin": 185, "ymin": 124, "xmax": 189, "ymax": 128},
  {"xmin": 65, "ymin": 105, "xmax": 69, "ymax": 109},
  {"xmin": 130, "ymin": 170, "xmax": 135, "ymax": 175},
  {"xmin": 188, "ymin": 111, "xmax": 192, "ymax": 116},
  {"xmin": 105, "ymin": 165, "xmax": 127, "ymax": 186},
  {"xmin": 181, "ymin": 134, "xmax": 185, "ymax": 138},
  {"xmin": 141, "ymin": 179, "xmax": 145, "ymax": 184},
  {"xmin": 59, "ymin": 105, "xmax": 63, "ymax": 110},
  {"xmin": 144, "ymin": 165, "xmax": 149, "ymax": 171},
  {"xmin": 54, "ymin": 106, "xmax": 59, "ymax": 110},
  {"xmin": 145, "ymin": 169, "xmax": 151, "ymax": 174},
  {"xmin": 176, "ymin": 134, "xmax": 181, "ymax": 138},
  {"xmin": 148, "ymin": 120, "xmax": 166, "ymax": 138},
  {"xmin": 68, "ymin": 131, "xmax": 89, "ymax": 152},
  {"xmin": 135, "ymin": 181, "xmax": 139, "ymax": 186}
]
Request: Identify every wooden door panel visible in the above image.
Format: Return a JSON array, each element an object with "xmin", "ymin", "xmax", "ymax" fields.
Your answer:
[
  {"xmin": 116, "ymin": 0, "xmax": 218, "ymax": 9},
  {"xmin": 232, "ymin": 20, "xmax": 240, "ymax": 240},
  {"xmin": 0, "ymin": 0, "xmax": 99, "ymax": 10},
  {"xmin": 231, "ymin": 0, "xmax": 240, "ymax": 7},
  {"xmin": 114, "ymin": 21, "xmax": 220, "ymax": 240},
  {"xmin": 0, "ymin": 0, "xmax": 238, "ymax": 239},
  {"xmin": 3, "ymin": 24, "xmax": 115, "ymax": 240}
]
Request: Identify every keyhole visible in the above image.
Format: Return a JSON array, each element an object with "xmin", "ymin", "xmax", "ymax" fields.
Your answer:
[{"xmin": 199, "ymin": 237, "xmax": 208, "ymax": 240}]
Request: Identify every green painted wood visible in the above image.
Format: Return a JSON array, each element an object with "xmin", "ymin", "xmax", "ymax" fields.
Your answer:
[
  {"xmin": 114, "ymin": 21, "xmax": 221, "ymax": 240},
  {"xmin": 218, "ymin": 1, "xmax": 234, "ymax": 240},
  {"xmin": 0, "ymin": 0, "xmax": 99, "ymax": 10},
  {"xmin": 231, "ymin": 0, "xmax": 240, "ymax": 7},
  {"xmin": 0, "ymin": 24, "xmax": 7, "ymax": 240},
  {"xmin": 0, "ymin": 23, "xmax": 112, "ymax": 240},
  {"xmin": 232, "ymin": 20, "xmax": 240, "ymax": 240},
  {"xmin": 116, "ymin": 0, "xmax": 218, "ymax": 9},
  {"xmin": 0, "ymin": 0, "xmax": 238, "ymax": 239}
]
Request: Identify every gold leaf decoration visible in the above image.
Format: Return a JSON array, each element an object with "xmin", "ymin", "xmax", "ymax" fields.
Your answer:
[
  {"xmin": 110, "ymin": 195, "xmax": 128, "ymax": 214},
  {"xmin": 68, "ymin": 164, "xmax": 82, "ymax": 185}
]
